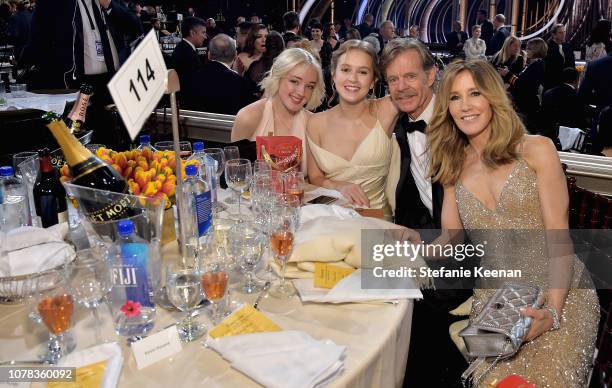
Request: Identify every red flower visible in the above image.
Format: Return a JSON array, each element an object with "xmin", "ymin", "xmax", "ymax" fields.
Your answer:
[{"xmin": 120, "ymin": 301, "xmax": 141, "ymax": 318}]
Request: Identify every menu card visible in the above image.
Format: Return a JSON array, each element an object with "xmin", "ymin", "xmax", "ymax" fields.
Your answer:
[
  {"xmin": 47, "ymin": 360, "xmax": 108, "ymax": 388},
  {"xmin": 209, "ymin": 305, "xmax": 281, "ymax": 338},
  {"xmin": 314, "ymin": 262, "xmax": 356, "ymax": 289}
]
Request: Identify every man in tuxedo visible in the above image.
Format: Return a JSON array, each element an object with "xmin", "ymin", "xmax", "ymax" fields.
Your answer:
[
  {"xmin": 476, "ymin": 9, "xmax": 493, "ymax": 47},
  {"xmin": 446, "ymin": 20, "xmax": 468, "ymax": 56},
  {"xmin": 486, "ymin": 14, "xmax": 509, "ymax": 55},
  {"xmin": 282, "ymin": 11, "xmax": 300, "ymax": 45},
  {"xmin": 578, "ymin": 52, "xmax": 612, "ymax": 112},
  {"xmin": 182, "ymin": 34, "xmax": 256, "ymax": 115},
  {"xmin": 544, "ymin": 23, "xmax": 575, "ymax": 90},
  {"xmin": 171, "ymin": 16, "xmax": 206, "ymax": 89},
  {"xmin": 381, "ymin": 38, "xmax": 470, "ymax": 387},
  {"xmin": 356, "ymin": 13, "xmax": 374, "ymax": 41},
  {"xmin": 542, "ymin": 67, "xmax": 585, "ymax": 145},
  {"xmin": 377, "ymin": 20, "xmax": 395, "ymax": 55}
]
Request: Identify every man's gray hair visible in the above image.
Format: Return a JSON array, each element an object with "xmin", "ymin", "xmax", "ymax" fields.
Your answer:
[
  {"xmin": 380, "ymin": 38, "xmax": 435, "ymax": 77},
  {"xmin": 209, "ymin": 34, "xmax": 237, "ymax": 64}
]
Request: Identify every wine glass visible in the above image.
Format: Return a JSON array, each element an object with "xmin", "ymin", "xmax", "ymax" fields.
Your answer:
[
  {"xmin": 155, "ymin": 141, "xmax": 192, "ymax": 159},
  {"xmin": 283, "ymin": 171, "xmax": 305, "ymax": 205},
  {"xmin": 166, "ymin": 262, "xmax": 206, "ymax": 342},
  {"xmin": 13, "ymin": 151, "xmax": 38, "ymax": 178},
  {"xmin": 224, "ymin": 159, "xmax": 252, "ymax": 217},
  {"xmin": 229, "ymin": 221, "xmax": 264, "ymax": 294},
  {"xmin": 253, "ymin": 160, "xmax": 271, "ymax": 176},
  {"xmin": 223, "ymin": 146, "xmax": 240, "ymax": 161},
  {"xmin": 268, "ymin": 203, "xmax": 298, "ymax": 298},
  {"xmin": 201, "ymin": 256, "xmax": 229, "ymax": 324},
  {"xmin": 64, "ymin": 249, "xmax": 111, "ymax": 341},
  {"xmin": 203, "ymin": 148, "xmax": 226, "ymax": 208},
  {"xmin": 35, "ymin": 269, "xmax": 76, "ymax": 363}
]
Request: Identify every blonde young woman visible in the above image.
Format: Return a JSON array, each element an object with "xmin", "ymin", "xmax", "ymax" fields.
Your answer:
[
  {"xmin": 231, "ymin": 48, "xmax": 325, "ymax": 174},
  {"xmin": 428, "ymin": 60, "xmax": 598, "ymax": 387},
  {"xmin": 306, "ymin": 40, "xmax": 399, "ymax": 218},
  {"xmin": 489, "ymin": 35, "xmax": 525, "ymax": 85}
]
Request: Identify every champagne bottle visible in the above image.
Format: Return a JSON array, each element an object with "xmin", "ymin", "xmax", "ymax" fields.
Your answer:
[
  {"xmin": 44, "ymin": 113, "xmax": 131, "ymax": 222},
  {"xmin": 66, "ymin": 83, "xmax": 93, "ymax": 134},
  {"xmin": 33, "ymin": 148, "xmax": 67, "ymax": 227}
]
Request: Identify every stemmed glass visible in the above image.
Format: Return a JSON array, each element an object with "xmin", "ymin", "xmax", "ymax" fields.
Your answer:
[
  {"xmin": 201, "ymin": 255, "xmax": 229, "ymax": 324},
  {"xmin": 155, "ymin": 141, "xmax": 192, "ymax": 159},
  {"xmin": 15, "ymin": 154, "xmax": 40, "ymax": 227},
  {"xmin": 13, "ymin": 151, "xmax": 39, "ymax": 179},
  {"xmin": 284, "ymin": 171, "xmax": 305, "ymax": 205},
  {"xmin": 252, "ymin": 172, "xmax": 283, "ymax": 281},
  {"xmin": 35, "ymin": 269, "xmax": 76, "ymax": 363},
  {"xmin": 268, "ymin": 202, "xmax": 298, "ymax": 298},
  {"xmin": 64, "ymin": 249, "xmax": 111, "ymax": 341},
  {"xmin": 221, "ymin": 147, "xmax": 240, "ymax": 204},
  {"xmin": 229, "ymin": 221, "xmax": 264, "ymax": 293},
  {"xmin": 203, "ymin": 148, "xmax": 226, "ymax": 209},
  {"xmin": 166, "ymin": 262, "xmax": 206, "ymax": 342},
  {"xmin": 224, "ymin": 159, "xmax": 252, "ymax": 217},
  {"xmin": 253, "ymin": 160, "xmax": 271, "ymax": 176}
]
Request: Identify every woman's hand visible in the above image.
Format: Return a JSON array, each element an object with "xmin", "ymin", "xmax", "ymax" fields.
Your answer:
[
  {"xmin": 498, "ymin": 66, "xmax": 509, "ymax": 77},
  {"xmin": 336, "ymin": 182, "xmax": 370, "ymax": 208},
  {"xmin": 520, "ymin": 307, "xmax": 554, "ymax": 341}
]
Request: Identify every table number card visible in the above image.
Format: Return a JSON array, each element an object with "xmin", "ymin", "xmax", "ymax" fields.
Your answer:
[
  {"xmin": 131, "ymin": 325, "xmax": 182, "ymax": 369},
  {"xmin": 314, "ymin": 263, "xmax": 356, "ymax": 289},
  {"xmin": 209, "ymin": 305, "xmax": 281, "ymax": 338}
]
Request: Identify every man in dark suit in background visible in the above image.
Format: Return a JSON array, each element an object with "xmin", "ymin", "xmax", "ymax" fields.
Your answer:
[
  {"xmin": 578, "ymin": 52, "xmax": 612, "ymax": 112},
  {"xmin": 171, "ymin": 16, "xmax": 206, "ymax": 88},
  {"xmin": 7, "ymin": 0, "xmax": 32, "ymax": 63},
  {"xmin": 381, "ymin": 38, "xmax": 471, "ymax": 388},
  {"xmin": 476, "ymin": 9, "xmax": 493, "ymax": 47},
  {"xmin": 182, "ymin": 34, "xmax": 256, "ymax": 115},
  {"xmin": 542, "ymin": 67, "xmax": 585, "ymax": 145},
  {"xmin": 446, "ymin": 20, "xmax": 468, "ymax": 56},
  {"xmin": 486, "ymin": 14, "xmax": 510, "ymax": 55},
  {"xmin": 544, "ymin": 23, "xmax": 575, "ymax": 90},
  {"xmin": 356, "ymin": 13, "xmax": 374, "ymax": 40},
  {"xmin": 281, "ymin": 11, "xmax": 300, "ymax": 45}
]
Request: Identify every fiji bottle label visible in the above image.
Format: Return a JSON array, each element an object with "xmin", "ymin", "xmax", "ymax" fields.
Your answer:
[
  {"xmin": 111, "ymin": 263, "xmax": 153, "ymax": 307},
  {"xmin": 195, "ymin": 191, "xmax": 212, "ymax": 236}
]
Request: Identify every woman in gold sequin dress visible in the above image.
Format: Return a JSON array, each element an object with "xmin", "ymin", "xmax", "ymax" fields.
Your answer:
[{"xmin": 428, "ymin": 60, "xmax": 599, "ymax": 387}]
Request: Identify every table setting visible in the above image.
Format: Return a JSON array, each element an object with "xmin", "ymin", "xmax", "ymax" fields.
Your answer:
[{"xmin": 0, "ymin": 154, "xmax": 423, "ymax": 388}]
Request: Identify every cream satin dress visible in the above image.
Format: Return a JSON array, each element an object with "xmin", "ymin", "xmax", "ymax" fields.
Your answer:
[{"xmin": 306, "ymin": 120, "xmax": 393, "ymax": 219}]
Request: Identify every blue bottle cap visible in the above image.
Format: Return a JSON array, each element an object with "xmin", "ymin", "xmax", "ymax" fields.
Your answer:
[
  {"xmin": 193, "ymin": 141, "xmax": 204, "ymax": 152},
  {"xmin": 185, "ymin": 164, "xmax": 198, "ymax": 176},
  {"xmin": 0, "ymin": 166, "xmax": 14, "ymax": 177},
  {"xmin": 117, "ymin": 219, "xmax": 135, "ymax": 236},
  {"xmin": 140, "ymin": 134, "xmax": 151, "ymax": 144}
]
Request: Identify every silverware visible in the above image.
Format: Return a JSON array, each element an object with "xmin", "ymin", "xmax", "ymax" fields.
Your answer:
[{"xmin": 253, "ymin": 281, "xmax": 271, "ymax": 310}]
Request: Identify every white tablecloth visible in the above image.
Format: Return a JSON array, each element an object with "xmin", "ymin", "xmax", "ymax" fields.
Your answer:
[{"xmin": 0, "ymin": 92, "xmax": 78, "ymax": 114}]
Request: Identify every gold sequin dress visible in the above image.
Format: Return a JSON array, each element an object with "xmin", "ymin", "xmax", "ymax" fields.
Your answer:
[{"xmin": 455, "ymin": 158, "xmax": 599, "ymax": 387}]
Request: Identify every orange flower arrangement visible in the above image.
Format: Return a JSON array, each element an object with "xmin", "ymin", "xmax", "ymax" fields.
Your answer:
[{"xmin": 59, "ymin": 147, "xmax": 192, "ymax": 210}]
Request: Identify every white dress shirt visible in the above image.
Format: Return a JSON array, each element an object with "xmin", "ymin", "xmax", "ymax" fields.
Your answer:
[
  {"xmin": 407, "ymin": 95, "xmax": 435, "ymax": 216},
  {"xmin": 79, "ymin": 0, "xmax": 120, "ymax": 75}
]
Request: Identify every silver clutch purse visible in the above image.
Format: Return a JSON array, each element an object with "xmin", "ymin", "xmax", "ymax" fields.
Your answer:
[{"xmin": 459, "ymin": 283, "xmax": 543, "ymax": 386}]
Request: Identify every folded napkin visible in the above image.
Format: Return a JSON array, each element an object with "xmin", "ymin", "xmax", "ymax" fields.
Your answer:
[
  {"xmin": 56, "ymin": 342, "xmax": 123, "ymax": 388},
  {"xmin": 207, "ymin": 331, "xmax": 345, "ymax": 388},
  {"xmin": 0, "ymin": 223, "xmax": 74, "ymax": 277},
  {"xmin": 558, "ymin": 126, "xmax": 585, "ymax": 150},
  {"xmin": 299, "ymin": 204, "xmax": 360, "ymax": 224},
  {"xmin": 293, "ymin": 270, "xmax": 423, "ymax": 303}
]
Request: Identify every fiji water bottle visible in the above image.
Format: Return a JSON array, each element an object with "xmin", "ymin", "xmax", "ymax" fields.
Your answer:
[
  {"xmin": 189, "ymin": 141, "xmax": 217, "ymax": 206},
  {"xmin": 183, "ymin": 164, "xmax": 212, "ymax": 247},
  {"xmin": 0, "ymin": 166, "xmax": 31, "ymax": 231},
  {"xmin": 116, "ymin": 219, "xmax": 154, "ymax": 307}
]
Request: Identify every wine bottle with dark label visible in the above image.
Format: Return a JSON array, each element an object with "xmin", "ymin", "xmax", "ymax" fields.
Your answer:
[
  {"xmin": 66, "ymin": 83, "xmax": 93, "ymax": 134},
  {"xmin": 45, "ymin": 113, "xmax": 132, "ymax": 222},
  {"xmin": 33, "ymin": 148, "xmax": 68, "ymax": 228}
]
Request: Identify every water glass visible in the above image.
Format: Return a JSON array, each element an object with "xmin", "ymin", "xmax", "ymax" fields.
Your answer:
[
  {"xmin": 14, "ymin": 151, "xmax": 40, "ymax": 226},
  {"xmin": 203, "ymin": 148, "xmax": 226, "ymax": 207},
  {"xmin": 166, "ymin": 263, "xmax": 206, "ymax": 342},
  {"xmin": 229, "ymin": 221, "xmax": 264, "ymax": 293},
  {"xmin": 13, "ymin": 151, "xmax": 39, "ymax": 179},
  {"xmin": 253, "ymin": 160, "xmax": 271, "ymax": 176},
  {"xmin": 224, "ymin": 159, "xmax": 252, "ymax": 217},
  {"xmin": 10, "ymin": 83, "xmax": 26, "ymax": 98},
  {"xmin": 283, "ymin": 171, "xmax": 305, "ymax": 205},
  {"xmin": 223, "ymin": 146, "xmax": 240, "ymax": 162}
]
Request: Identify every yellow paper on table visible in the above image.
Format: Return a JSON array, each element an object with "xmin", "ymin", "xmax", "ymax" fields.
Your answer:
[
  {"xmin": 209, "ymin": 305, "xmax": 281, "ymax": 338},
  {"xmin": 47, "ymin": 360, "xmax": 108, "ymax": 388},
  {"xmin": 314, "ymin": 262, "xmax": 356, "ymax": 289}
]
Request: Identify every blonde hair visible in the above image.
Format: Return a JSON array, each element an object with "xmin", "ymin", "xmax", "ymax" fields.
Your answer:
[
  {"xmin": 331, "ymin": 39, "xmax": 380, "ymax": 82},
  {"xmin": 493, "ymin": 35, "xmax": 520, "ymax": 64},
  {"xmin": 428, "ymin": 60, "xmax": 525, "ymax": 186},
  {"xmin": 259, "ymin": 48, "xmax": 325, "ymax": 110}
]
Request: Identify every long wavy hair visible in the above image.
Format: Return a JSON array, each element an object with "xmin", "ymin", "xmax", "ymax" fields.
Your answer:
[{"xmin": 428, "ymin": 60, "xmax": 525, "ymax": 186}]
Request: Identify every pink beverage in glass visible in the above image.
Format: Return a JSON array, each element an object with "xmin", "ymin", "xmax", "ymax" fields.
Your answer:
[
  {"xmin": 284, "ymin": 172, "xmax": 305, "ymax": 205},
  {"xmin": 201, "ymin": 271, "xmax": 229, "ymax": 301}
]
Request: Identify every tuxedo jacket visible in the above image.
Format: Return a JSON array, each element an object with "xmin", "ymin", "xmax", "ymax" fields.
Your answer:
[
  {"xmin": 544, "ymin": 40, "xmax": 575, "ymax": 90},
  {"xmin": 393, "ymin": 113, "xmax": 443, "ymax": 230}
]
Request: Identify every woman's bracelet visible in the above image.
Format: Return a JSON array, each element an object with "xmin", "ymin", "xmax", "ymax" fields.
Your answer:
[{"xmin": 545, "ymin": 306, "xmax": 560, "ymax": 331}]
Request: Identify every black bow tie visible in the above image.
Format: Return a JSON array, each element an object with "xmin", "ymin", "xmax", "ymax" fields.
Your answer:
[{"xmin": 405, "ymin": 119, "xmax": 427, "ymax": 134}]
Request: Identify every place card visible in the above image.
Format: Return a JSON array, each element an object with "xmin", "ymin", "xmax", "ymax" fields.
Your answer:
[
  {"xmin": 314, "ymin": 262, "xmax": 356, "ymax": 289},
  {"xmin": 131, "ymin": 325, "xmax": 182, "ymax": 369},
  {"xmin": 48, "ymin": 360, "xmax": 108, "ymax": 388},
  {"xmin": 209, "ymin": 305, "xmax": 281, "ymax": 338}
]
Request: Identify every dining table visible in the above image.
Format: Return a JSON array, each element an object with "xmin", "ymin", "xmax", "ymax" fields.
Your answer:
[{"xmin": 0, "ymin": 189, "xmax": 416, "ymax": 388}]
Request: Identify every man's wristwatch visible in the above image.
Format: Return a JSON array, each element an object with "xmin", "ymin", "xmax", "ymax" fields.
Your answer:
[{"xmin": 545, "ymin": 306, "xmax": 560, "ymax": 331}]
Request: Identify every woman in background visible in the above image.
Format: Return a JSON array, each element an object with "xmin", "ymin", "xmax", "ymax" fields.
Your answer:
[
  {"xmin": 232, "ymin": 24, "xmax": 267, "ymax": 76},
  {"xmin": 490, "ymin": 35, "xmax": 525, "ymax": 86},
  {"xmin": 463, "ymin": 25, "xmax": 486, "ymax": 59},
  {"xmin": 428, "ymin": 59, "xmax": 598, "ymax": 387},
  {"xmin": 245, "ymin": 31, "xmax": 285, "ymax": 96}
]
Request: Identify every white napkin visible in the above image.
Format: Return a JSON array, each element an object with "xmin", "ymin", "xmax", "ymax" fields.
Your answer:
[
  {"xmin": 0, "ymin": 223, "xmax": 74, "ymax": 277},
  {"xmin": 207, "ymin": 331, "xmax": 345, "ymax": 388},
  {"xmin": 293, "ymin": 270, "xmax": 423, "ymax": 303},
  {"xmin": 558, "ymin": 126, "xmax": 585, "ymax": 151},
  {"xmin": 57, "ymin": 342, "xmax": 123, "ymax": 388},
  {"xmin": 299, "ymin": 204, "xmax": 360, "ymax": 224}
]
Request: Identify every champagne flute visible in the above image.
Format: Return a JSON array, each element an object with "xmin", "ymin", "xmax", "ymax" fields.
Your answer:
[
  {"xmin": 268, "ymin": 204, "xmax": 297, "ymax": 298},
  {"xmin": 229, "ymin": 221, "xmax": 264, "ymax": 293},
  {"xmin": 283, "ymin": 171, "xmax": 305, "ymax": 205},
  {"xmin": 35, "ymin": 269, "xmax": 76, "ymax": 363},
  {"xmin": 222, "ymin": 147, "xmax": 240, "ymax": 204},
  {"xmin": 201, "ymin": 259, "xmax": 229, "ymax": 324},
  {"xmin": 224, "ymin": 159, "xmax": 252, "ymax": 217},
  {"xmin": 166, "ymin": 263, "xmax": 206, "ymax": 342},
  {"xmin": 203, "ymin": 148, "xmax": 226, "ymax": 208}
]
